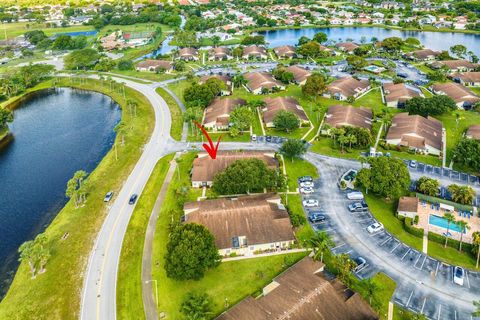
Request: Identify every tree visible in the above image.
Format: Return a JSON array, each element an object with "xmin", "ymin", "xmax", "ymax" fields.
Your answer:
[
  {"xmin": 313, "ymin": 32, "xmax": 328, "ymax": 43},
  {"xmin": 0, "ymin": 108, "xmax": 13, "ymax": 129},
  {"xmin": 473, "ymin": 300, "xmax": 480, "ymax": 318},
  {"xmin": 232, "ymin": 47, "xmax": 243, "ymax": 59},
  {"xmin": 450, "ymin": 44, "xmax": 467, "ymax": 58},
  {"xmin": 360, "ymin": 278, "xmax": 378, "ymax": 305},
  {"xmin": 212, "ymin": 158, "xmax": 285, "ymax": 195},
  {"xmin": 272, "ymin": 67, "xmax": 294, "ymax": 84},
  {"xmin": 448, "ymin": 184, "xmax": 476, "ymax": 205},
  {"xmin": 405, "ymin": 37, "xmax": 421, "ymax": 47},
  {"xmin": 380, "ymin": 37, "xmax": 404, "ymax": 52},
  {"xmin": 297, "ymin": 41, "xmax": 324, "ymax": 58},
  {"xmin": 164, "ymin": 223, "xmax": 220, "ymax": 281},
  {"xmin": 117, "ymin": 59, "xmax": 133, "ymax": 71},
  {"xmin": 18, "ymin": 233, "xmax": 50, "ymax": 278},
  {"xmin": 355, "ymin": 168, "xmax": 372, "ymax": 194},
  {"xmin": 173, "ymin": 60, "xmax": 186, "ymax": 72},
  {"xmin": 443, "ymin": 212, "xmax": 456, "ymax": 248},
  {"xmin": 241, "ymin": 35, "xmax": 265, "ymax": 45},
  {"xmin": 302, "ymin": 73, "xmax": 326, "ymax": 99},
  {"xmin": 184, "ymin": 84, "xmax": 215, "ymax": 109},
  {"xmin": 346, "ymin": 55, "xmax": 368, "ymax": 70},
  {"xmin": 230, "ymin": 106, "xmax": 254, "ymax": 131},
  {"xmin": 94, "ymin": 58, "xmax": 116, "ymax": 72},
  {"xmin": 333, "ymin": 253, "xmax": 356, "ymax": 285},
  {"xmin": 280, "ymin": 139, "xmax": 307, "ymax": 160},
  {"xmin": 297, "ymin": 36, "xmax": 310, "ymax": 46},
  {"xmin": 65, "ymin": 170, "xmax": 88, "ymax": 208},
  {"xmin": 232, "ymin": 73, "xmax": 247, "ymax": 87},
  {"xmin": 456, "ymin": 220, "xmax": 470, "ymax": 252},
  {"xmin": 427, "ymin": 70, "xmax": 448, "ymax": 82},
  {"xmin": 64, "ymin": 48, "xmax": 100, "ymax": 70},
  {"xmin": 453, "ymin": 138, "xmax": 480, "ymax": 172},
  {"xmin": 273, "ymin": 110, "xmax": 300, "ymax": 133},
  {"xmin": 416, "ymin": 177, "xmax": 440, "ymax": 196},
  {"xmin": 473, "ymin": 232, "xmax": 480, "ymax": 269},
  {"xmin": 180, "ymin": 292, "xmax": 213, "ymax": 320},
  {"xmin": 307, "ymin": 231, "xmax": 334, "ymax": 262},
  {"xmin": 173, "ymin": 30, "xmax": 198, "ymax": 47},
  {"xmin": 405, "ymin": 96, "xmax": 456, "ymax": 117},
  {"xmin": 18, "ymin": 240, "xmax": 37, "ymax": 278}
]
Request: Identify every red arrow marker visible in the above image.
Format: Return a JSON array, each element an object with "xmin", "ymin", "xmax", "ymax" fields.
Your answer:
[{"xmin": 193, "ymin": 121, "xmax": 222, "ymax": 159}]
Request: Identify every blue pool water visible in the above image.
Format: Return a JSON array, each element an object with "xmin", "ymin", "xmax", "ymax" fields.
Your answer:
[{"xmin": 429, "ymin": 215, "xmax": 464, "ymax": 233}]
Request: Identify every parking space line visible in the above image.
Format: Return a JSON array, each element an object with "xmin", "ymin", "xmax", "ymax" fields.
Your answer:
[
  {"xmin": 390, "ymin": 242, "xmax": 401, "ymax": 253},
  {"xmin": 420, "ymin": 297, "xmax": 427, "ymax": 314},
  {"xmin": 355, "ymin": 218, "xmax": 373, "ymax": 223},
  {"xmin": 414, "ymin": 253, "xmax": 422, "ymax": 267},
  {"xmin": 332, "ymin": 243, "xmax": 345, "ymax": 250},
  {"xmin": 406, "ymin": 290, "xmax": 414, "ymax": 307},
  {"xmin": 401, "ymin": 248, "xmax": 410, "ymax": 260},
  {"xmin": 437, "ymin": 304, "xmax": 442, "ymax": 320},
  {"xmin": 454, "ymin": 309, "xmax": 457, "ymax": 320},
  {"xmin": 466, "ymin": 271, "xmax": 471, "ymax": 289},
  {"xmin": 435, "ymin": 262, "xmax": 440, "ymax": 277},
  {"xmin": 345, "ymin": 250, "xmax": 353, "ymax": 254},
  {"xmin": 380, "ymin": 236, "xmax": 392, "ymax": 246},
  {"xmin": 419, "ymin": 255, "xmax": 427, "ymax": 270}
]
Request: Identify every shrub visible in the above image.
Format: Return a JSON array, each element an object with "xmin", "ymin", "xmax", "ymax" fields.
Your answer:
[
  {"xmin": 404, "ymin": 218, "xmax": 424, "ymax": 238},
  {"xmin": 428, "ymin": 232, "xmax": 474, "ymax": 252}
]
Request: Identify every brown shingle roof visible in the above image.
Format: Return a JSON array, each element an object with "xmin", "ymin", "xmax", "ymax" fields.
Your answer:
[
  {"xmin": 398, "ymin": 196, "xmax": 419, "ymax": 213},
  {"xmin": 335, "ymin": 42, "xmax": 359, "ymax": 52},
  {"xmin": 218, "ymin": 256, "xmax": 378, "ymax": 320},
  {"xmin": 431, "ymin": 82, "xmax": 480, "ymax": 104},
  {"xmin": 405, "ymin": 49, "xmax": 441, "ymax": 60},
  {"xmin": 263, "ymin": 97, "xmax": 309, "ymax": 124},
  {"xmin": 383, "ymin": 82, "xmax": 421, "ymax": 103},
  {"xmin": 244, "ymin": 72, "xmax": 283, "ymax": 91},
  {"xmin": 209, "ymin": 47, "xmax": 231, "ymax": 58},
  {"xmin": 179, "ymin": 47, "xmax": 198, "ymax": 57},
  {"xmin": 184, "ymin": 194, "xmax": 295, "ymax": 249},
  {"xmin": 203, "ymin": 98, "xmax": 246, "ymax": 127},
  {"xmin": 325, "ymin": 105, "xmax": 372, "ymax": 129},
  {"xmin": 327, "ymin": 77, "xmax": 370, "ymax": 98},
  {"xmin": 466, "ymin": 125, "xmax": 480, "ymax": 140},
  {"xmin": 136, "ymin": 59, "xmax": 172, "ymax": 70},
  {"xmin": 199, "ymin": 74, "xmax": 232, "ymax": 87},
  {"xmin": 286, "ymin": 65, "xmax": 311, "ymax": 84},
  {"xmin": 273, "ymin": 45, "xmax": 296, "ymax": 57},
  {"xmin": 433, "ymin": 59, "xmax": 478, "ymax": 70},
  {"xmin": 243, "ymin": 45, "xmax": 267, "ymax": 56},
  {"xmin": 452, "ymin": 72, "xmax": 480, "ymax": 83},
  {"xmin": 386, "ymin": 113, "xmax": 443, "ymax": 151},
  {"xmin": 191, "ymin": 151, "xmax": 279, "ymax": 183}
]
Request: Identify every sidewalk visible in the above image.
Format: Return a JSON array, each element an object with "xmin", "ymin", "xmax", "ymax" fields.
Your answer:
[{"xmin": 222, "ymin": 248, "xmax": 309, "ymax": 262}]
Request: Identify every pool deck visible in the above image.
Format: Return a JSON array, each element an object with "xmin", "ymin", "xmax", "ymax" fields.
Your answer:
[{"xmin": 416, "ymin": 201, "xmax": 480, "ymax": 244}]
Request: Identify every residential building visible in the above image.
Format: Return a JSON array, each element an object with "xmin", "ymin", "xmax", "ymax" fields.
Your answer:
[
  {"xmin": 135, "ymin": 59, "xmax": 173, "ymax": 73},
  {"xmin": 191, "ymin": 151, "xmax": 279, "ymax": 187},
  {"xmin": 244, "ymin": 72, "xmax": 285, "ymax": 95},
  {"xmin": 178, "ymin": 48, "xmax": 199, "ymax": 61},
  {"xmin": 262, "ymin": 97, "xmax": 309, "ymax": 128},
  {"xmin": 202, "ymin": 98, "xmax": 246, "ymax": 131},
  {"xmin": 199, "ymin": 74, "xmax": 233, "ymax": 96},
  {"xmin": 285, "ymin": 65, "xmax": 311, "ymax": 85},
  {"xmin": 209, "ymin": 47, "xmax": 233, "ymax": 61},
  {"xmin": 431, "ymin": 82, "xmax": 480, "ymax": 109},
  {"xmin": 466, "ymin": 125, "xmax": 480, "ymax": 140},
  {"xmin": 183, "ymin": 194, "xmax": 295, "ymax": 257},
  {"xmin": 404, "ymin": 49, "xmax": 441, "ymax": 61},
  {"xmin": 324, "ymin": 105, "xmax": 372, "ymax": 130},
  {"xmin": 273, "ymin": 45, "xmax": 297, "ymax": 59},
  {"xmin": 383, "ymin": 83, "xmax": 422, "ymax": 108},
  {"xmin": 386, "ymin": 113, "xmax": 443, "ymax": 155},
  {"xmin": 242, "ymin": 45, "xmax": 268, "ymax": 60},
  {"xmin": 324, "ymin": 77, "xmax": 370, "ymax": 101},
  {"xmin": 430, "ymin": 59, "xmax": 478, "ymax": 73},
  {"xmin": 335, "ymin": 42, "xmax": 359, "ymax": 54},
  {"xmin": 397, "ymin": 196, "xmax": 419, "ymax": 219},
  {"xmin": 451, "ymin": 72, "xmax": 480, "ymax": 87},
  {"xmin": 218, "ymin": 256, "xmax": 378, "ymax": 320}
]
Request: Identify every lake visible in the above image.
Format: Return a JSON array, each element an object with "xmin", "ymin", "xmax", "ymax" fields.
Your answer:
[
  {"xmin": 259, "ymin": 27, "xmax": 480, "ymax": 56},
  {"xmin": 0, "ymin": 88, "xmax": 121, "ymax": 296}
]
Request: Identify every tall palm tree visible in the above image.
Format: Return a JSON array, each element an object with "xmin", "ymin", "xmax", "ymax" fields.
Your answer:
[
  {"xmin": 307, "ymin": 231, "xmax": 334, "ymax": 263},
  {"xmin": 455, "ymin": 220, "xmax": 470, "ymax": 252},
  {"xmin": 473, "ymin": 231, "xmax": 480, "ymax": 269},
  {"xmin": 361, "ymin": 278, "xmax": 378, "ymax": 305},
  {"xmin": 443, "ymin": 212, "xmax": 456, "ymax": 248}
]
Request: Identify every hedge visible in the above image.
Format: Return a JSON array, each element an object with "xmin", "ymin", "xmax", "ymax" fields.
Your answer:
[
  {"xmin": 427, "ymin": 232, "xmax": 474, "ymax": 253},
  {"xmin": 403, "ymin": 218, "xmax": 424, "ymax": 238},
  {"xmin": 416, "ymin": 193, "xmax": 473, "ymax": 212}
]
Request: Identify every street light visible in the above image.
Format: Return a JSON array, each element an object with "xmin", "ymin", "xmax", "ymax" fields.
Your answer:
[{"xmin": 145, "ymin": 280, "xmax": 158, "ymax": 309}]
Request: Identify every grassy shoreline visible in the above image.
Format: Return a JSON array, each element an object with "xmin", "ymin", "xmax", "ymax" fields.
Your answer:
[{"xmin": 0, "ymin": 77, "xmax": 155, "ymax": 319}]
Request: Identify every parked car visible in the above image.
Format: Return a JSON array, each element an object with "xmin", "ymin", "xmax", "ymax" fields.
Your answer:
[
  {"xmin": 367, "ymin": 222, "xmax": 384, "ymax": 233},
  {"xmin": 298, "ymin": 176, "xmax": 313, "ymax": 183},
  {"xmin": 409, "ymin": 160, "xmax": 417, "ymax": 168},
  {"xmin": 347, "ymin": 192, "xmax": 364, "ymax": 200},
  {"xmin": 103, "ymin": 191, "xmax": 114, "ymax": 202},
  {"xmin": 251, "ymin": 134, "xmax": 257, "ymax": 141},
  {"xmin": 128, "ymin": 194, "xmax": 138, "ymax": 205},
  {"xmin": 303, "ymin": 199, "xmax": 319, "ymax": 207},
  {"xmin": 300, "ymin": 181, "xmax": 314, "ymax": 188},
  {"xmin": 308, "ymin": 212, "xmax": 326, "ymax": 223},
  {"xmin": 348, "ymin": 201, "xmax": 368, "ymax": 212},
  {"xmin": 265, "ymin": 135, "xmax": 272, "ymax": 142},
  {"xmin": 454, "ymin": 266, "xmax": 464, "ymax": 286},
  {"xmin": 353, "ymin": 256, "xmax": 367, "ymax": 272},
  {"xmin": 300, "ymin": 187, "xmax": 314, "ymax": 194}
]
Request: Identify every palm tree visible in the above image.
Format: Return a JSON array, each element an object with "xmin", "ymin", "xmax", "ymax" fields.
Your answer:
[
  {"xmin": 473, "ymin": 231, "xmax": 480, "ymax": 269},
  {"xmin": 232, "ymin": 73, "xmax": 247, "ymax": 89},
  {"xmin": 473, "ymin": 300, "xmax": 480, "ymax": 317},
  {"xmin": 334, "ymin": 253, "xmax": 356, "ymax": 285},
  {"xmin": 443, "ymin": 212, "xmax": 456, "ymax": 248},
  {"xmin": 361, "ymin": 278, "xmax": 378, "ymax": 305},
  {"xmin": 18, "ymin": 240, "xmax": 36, "ymax": 278},
  {"xmin": 455, "ymin": 220, "xmax": 470, "ymax": 252},
  {"xmin": 306, "ymin": 231, "xmax": 334, "ymax": 263}
]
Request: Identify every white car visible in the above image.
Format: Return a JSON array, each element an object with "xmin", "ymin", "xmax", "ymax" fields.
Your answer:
[
  {"xmin": 367, "ymin": 222, "xmax": 384, "ymax": 233},
  {"xmin": 409, "ymin": 160, "xmax": 417, "ymax": 168},
  {"xmin": 454, "ymin": 266, "xmax": 464, "ymax": 286},
  {"xmin": 303, "ymin": 199, "xmax": 319, "ymax": 207},
  {"xmin": 300, "ymin": 181, "xmax": 314, "ymax": 188},
  {"xmin": 300, "ymin": 187, "xmax": 314, "ymax": 194}
]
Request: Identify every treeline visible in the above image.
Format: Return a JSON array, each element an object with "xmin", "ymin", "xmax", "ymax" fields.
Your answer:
[
  {"xmin": 0, "ymin": 64, "xmax": 55, "ymax": 100},
  {"xmin": 25, "ymin": 30, "xmax": 87, "ymax": 51}
]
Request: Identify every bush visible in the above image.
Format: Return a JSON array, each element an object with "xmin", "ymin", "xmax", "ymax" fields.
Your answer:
[
  {"xmin": 404, "ymin": 218, "xmax": 424, "ymax": 238},
  {"xmin": 288, "ymin": 211, "xmax": 306, "ymax": 227},
  {"xmin": 427, "ymin": 232, "xmax": 474, "ymax": 252}
]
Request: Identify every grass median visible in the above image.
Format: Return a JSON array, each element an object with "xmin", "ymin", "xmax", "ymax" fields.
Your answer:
[
  {"xmin": 155, "ymin": 87, "xmax": 183, "ymax": 141},
  {"xmin": 0, "ymin": 77, "xmax": 155, "ymax": 319}
]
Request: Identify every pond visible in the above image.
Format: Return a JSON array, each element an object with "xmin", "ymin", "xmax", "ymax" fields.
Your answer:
[
  {"xmin": 259, "ymin": 27, "xmax": 480, "ymax": 56},
  {"xmin": 0, "ymin": 88, "xmax": 121, "ymax": 296}
]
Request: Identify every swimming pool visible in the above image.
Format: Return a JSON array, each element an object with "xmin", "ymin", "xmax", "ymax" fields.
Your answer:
[{"xmin": 429, "ymin": 215, "xmax": 464, "ymax": 233}]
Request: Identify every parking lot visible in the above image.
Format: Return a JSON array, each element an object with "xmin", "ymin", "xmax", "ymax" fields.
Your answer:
[{"xmin": 297, "ymin": 156, "xmax": 479, "ymax": 319}]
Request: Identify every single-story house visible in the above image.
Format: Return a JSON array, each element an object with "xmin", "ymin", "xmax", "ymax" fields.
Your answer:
[
  {"xmin": 273, "ymin": 45, "xmax": 297, "ymax": 59},
  {"xmin": 429, "ymin": 59, "xmax": 478, "ymax": 73},
  {"xmin": 466, "ymin": 125, "xmax": 480, "ymax": 140},
  {"xmin": 403, "ymin": 49, "xmax": 441, "ymax": 61},
  {"xmin": 242, "ymin": 45, "xmax": 268, "ymax": 60},
  {"xmin": 218, "ymin": 256, "xmax": 379, "ymax": 320},
  {"xmin": 324, "ymin": 105, "xmax": 372, "ymax": 130},
  {"xmin": 335, "ymin": 42, "xmax": 359, "ymax": 54},
  {"xmin": 323, "ymin": 77, "xmax": 370, "ymax": 101},
  {"xmin": 135, "ymin": 59, "xmax": 173, "ymax": 73},
  {"xmin": 178, "ymin": 47, "xmax": 199, "ymax": 61},
  {"xmin": 431, "ymin": 82, "xmax": 480, "ymax": 109},
  {"xmin": 202, "ymin": 98, "xmax": 246, "ymax": 131},
  {"xmin": 209, "ymin": 47, "xmax": 233, "ymax": 61},
  {"xmin": 285, "ymin": 65, "xmax": 311, "ymax": 85},
  {"xmin": 244, "ymin": 72, "xmax": 285, "ymax": 95},
  {"xmin": 262, "ymin": 97, "xmax": 309, "ymax": 128},
  {"xmin": 386, "ymin": 113, "xmax": 444, "ymax": 156},
  {"xmin": 383, "ymin": 82, "xmax": 422, "ymax": 108},
  {"xmin": 191, "ymin": 151, "xmax": 279, "ymax": 187},
  {"xmin": 199, "ymin": 74, "xmax": 233, "ymax": 96},
  {"xmin": 451, "ymin": 72, "xmax": 480, "ymax": 87},
  {"xmin": 397, "ymin": 196, "xmax": 419, "ymax": 219},
  {"xmin": 183, "ymin": 194, "xmax": 296, "ymax": 257}
]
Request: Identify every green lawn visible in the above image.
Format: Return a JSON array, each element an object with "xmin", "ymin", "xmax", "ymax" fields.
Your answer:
[
  {"xmin": 428, "ymin": 241, "xmax": 478, "ymax": 270},
  {"xmin": 352, "ymin": 273, "xmax": 396, "ymax": 320},
  {"xmin": 283, "ymin": 157, "xmax": 319, "ymax": 191},
  {"xmin": 353, "ymin": 88, "xmax": 385, "ymax": 114},
  {"xmin": 117, "ymin": 154, "xmax": 174, "ymax": 320},
  {"xmin": 2, "ymin": 21, "xmax": 95, "ymax": 39},
  {"xmin": 155, "ymin": 87, "xmax": 183, "ymax": 141},
  {"xmin": 111, "ymin": 69, "xmax": 177, "ymax": 82},
  {"xmin": 384, "ymin": 149, "xmax": 442, "ymax": 166},
  {"xmin": 310, "ymin": 137, "xmax": 364, "ymax": 160},
  {"xmin": 150, "ymin": 152, "xmax": 308, "ymax": 318},
  {"xmin": 0, "ymin": 77, "xmax": 155, "ymax": 320}
]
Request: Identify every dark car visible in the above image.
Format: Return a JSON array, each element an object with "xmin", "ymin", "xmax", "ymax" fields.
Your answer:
[
  {"xmin": 298, "ymin": 176, "xmax": 313, "ymax": 183},
  {"xmin": 308, "ymin": 212, "xmax": 326, "ymax": 223},
  {"xmin": 129, "ymin": 194, "xmax": 138, "ymax": 205},
  {"xmin": 265, "ymin": 135, "xmax": 272, "ymax": 142},
  {"xmin": 353, "ymin": 257, "xmax": 367, "ymax": 272}
]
